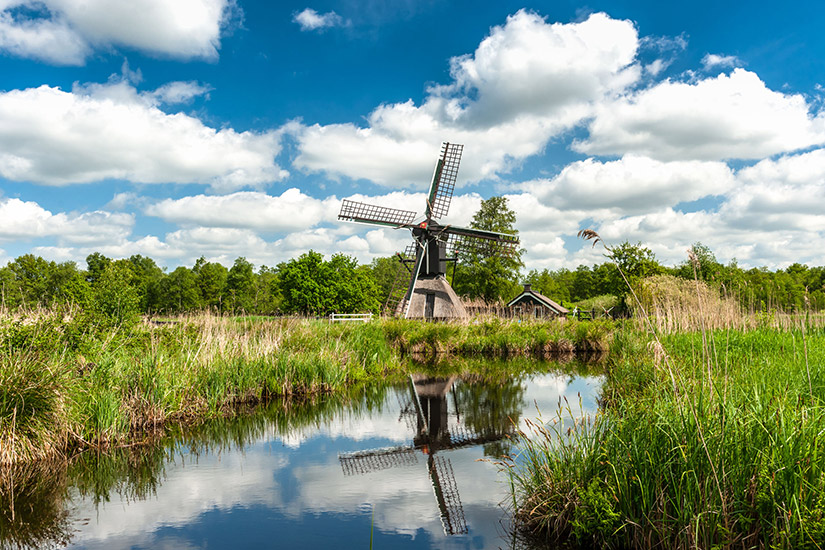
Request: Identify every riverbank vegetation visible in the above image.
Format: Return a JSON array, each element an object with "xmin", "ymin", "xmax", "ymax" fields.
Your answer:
[
  {"xmin": 508, "ymin": 260, "xmax": 825, "ymax": 548},
  {"xmin": 0, "ymin": 310, "xmax": 612, "ymax": 464}
]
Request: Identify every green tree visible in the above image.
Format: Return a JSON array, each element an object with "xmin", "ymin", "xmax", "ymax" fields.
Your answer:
[
  {"xmin": 277, "ymin": 251, "xmax": 379, "ymax": 315},
  {"xmin": 255, "ymin": 265, "xmax": 280, "ymax": 314},
  {"xmin": 524, "ymin": 268, "xmax": 570, "ymax": 304},
  {"xmin": 601, "ymin": 241, "xmax": 664, "ymax": 298},
  {"xmin": 224, "ymin": 257, "xmax": 255, "ymax": 313},
  {"xmin": 85, "ymin": 252, "xmax": 111, "ymax": 284},
  {"xmin": 453, "ymin": 196, "xmax": 524, "ymax": 304},
  {"xmin": 156, "ymin": 266, "xmax": 200, "ymax": 313},
  {"xmin": 193, "ymin": 257, "xmax": 228, "ymax": 311},
  {"xmin": 675, "ymin": 242, "xmax": 724, "ymax": 281},
  {"xmin": 370, "ymin": 256, "xmax": 401, "ymax": 304},
  {"xmin": 0, "ymin": 265, "xmax": 19, "ymax": 308},
  {"xmin": 6, "ymin": 254, "xmax": 52, "ymax": 307},
  {"xmin": 128, "ymin": 255, "xmax": 164, "ymax": 312},
  {"xmin": 89, "ymin": 262, "xmax": 140, "ymax": 327}
]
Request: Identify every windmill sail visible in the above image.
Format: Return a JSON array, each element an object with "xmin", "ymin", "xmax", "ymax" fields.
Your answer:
[
  {"xmin": 426, "ymin": 142, "xmax": 463, "ymax": 221},
  {"xmin": 445, "ymin": 226, "xmax": 520, "ymax": 258},
  {"xmin": 339, "ymin": 199, "xmax": 418, "ymax": 228}
]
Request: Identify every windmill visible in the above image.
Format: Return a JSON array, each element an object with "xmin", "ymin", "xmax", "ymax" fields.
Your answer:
[
  {"xmin": 338, "ymin": 375, "xmax": 515, "ymax": 535},
  {"xmin": 338, "ymin": 142, "xmax": 520, "ymax": 319}
]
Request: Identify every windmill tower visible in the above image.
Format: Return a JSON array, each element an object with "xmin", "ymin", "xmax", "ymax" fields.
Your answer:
[{"xmin": 338, "ymin": 142, "xmax": 520, "ymax": 319}]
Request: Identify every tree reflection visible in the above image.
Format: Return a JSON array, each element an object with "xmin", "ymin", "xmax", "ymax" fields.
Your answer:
[
  {"xmin": 0, "ymin": 461, "xmax": 72, "ymax": 550},
  {"xmin": 0, "ymin": 382, "xmax": 395, "ymax": 550}
]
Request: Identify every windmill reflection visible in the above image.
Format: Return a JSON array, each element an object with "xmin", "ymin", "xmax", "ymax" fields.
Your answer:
[{"xmin": 339, "ymin": 374, "xmax": 518, "ymax": 536}]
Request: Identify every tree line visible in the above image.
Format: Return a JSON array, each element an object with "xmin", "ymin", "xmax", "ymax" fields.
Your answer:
[
  {"xmin": 1, "ymin": 196, "xmax": 823, "ymax": 318},
  {"xmin": 2, "ymin": 241, "xmax": 824, "ymax": 318}
]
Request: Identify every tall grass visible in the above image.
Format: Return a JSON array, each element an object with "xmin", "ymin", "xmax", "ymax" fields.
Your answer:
[
  {"xmin": 631, "ymin": 274, "xmax": 825, "ymax": 333},
  {"xmin": 509, "ymin": 236, "xmax": 825, "ymax": 548},
  {"xmin": 0, "ymin": 310, "xmax": 612, "ymax": 463},
  {"xmin": 511, "ymin": 328, "xmax": 825, "ymax": 548}
]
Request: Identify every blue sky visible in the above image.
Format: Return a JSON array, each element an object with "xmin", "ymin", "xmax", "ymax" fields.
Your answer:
[{"xmin": 1, "ymin": 0, "xmax": 825, "ymax": 272}]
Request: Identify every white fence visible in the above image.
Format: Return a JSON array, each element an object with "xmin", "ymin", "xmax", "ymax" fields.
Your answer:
[{"xmin": 329, "ymin": 313, "xmax": 373, "ymax": 323}]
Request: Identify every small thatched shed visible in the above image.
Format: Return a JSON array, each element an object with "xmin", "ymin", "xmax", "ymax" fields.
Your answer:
[{"xmin": 507, "ymin": 284, "xmax": 569, "ymax": 319}]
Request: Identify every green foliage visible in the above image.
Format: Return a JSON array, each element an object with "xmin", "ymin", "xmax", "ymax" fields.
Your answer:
[
  {"xmin": 85, "ymin": 252, "xmax": 111, "ymax": 284},
  {"xmin": 155, "ymin": 266, "xmax": 200, "ymax": 313},
  {"xmin": 601, "ymin": 241, "xmax": 665, "ymax": 299},
  {"xmin": 88, "ymin": 262, "xmax": 141, "ymax": 328},
  {"xmin": 278, "ymin": 250, "xmax": 380, "ymax": 315},
  {"xmin": 3, "ymin": 239, "xmax": 825, "ymax": 318},
  {"xmin": 571, "ymin": 480, "xmax": 621, "ymax": 543},
  {"xmin": 369, "ymin": 256, "xmax": 400, "ymax": 303},
  {"xmin": 453, "ymin": 196, "xmax": 524, "ymax": 304},
  {"xmin": 193, "ymin": 256, "xmax": 228, "ymax": 310},
  {"xmin": 225, "ymin": 257, "xmax": 255, "ymax": 313}
]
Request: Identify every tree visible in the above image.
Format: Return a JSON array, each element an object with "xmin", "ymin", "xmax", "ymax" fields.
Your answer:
[
  {"xmin": 255, "ymin": 265, "xmax": 280, "ymax": 314},
  {"xmin": 156, "ymin": 267, "xmax": 200, "ymax": 313},
  {"xmin": 85, "ymin": 252, "xmax": 111, "ymax": 284},
  {"xmin": 601, "ymin": 241, "xmax": 664, "ymax": 298},
  {"xmin": 193, "ymin": 257, "xmax": 227, "ymax": 311},
  {"xmin": 370, "ymin": 256, "xmax": 401, "ymax": 304},
  {"xmin": 675, "ymin": 242, "xmax": 723, "ymax": 281},
  {"xmin": 7, "ymin": 254, "xmax": 52, "ymax": 307},
  {"xmin": 128, "ymin": 255, "xmax": 164, "ymax": 312},
  {"xmin": 277, "ymin": 251, "xmax": 379, "ymax": 315},
  {"xmin": 452, "ymin": 196, "xmax": 524, "ymax": 304},
  {"xmin": 224, "ymin": 257, "xmax": 255, "ymax": 313},
  {"xmin": 89, "ymin": 262, "xmax": 140, "ymax": 327},
  {"xmin": 524, "ymin": 268, "xmax": 570, "ymax": 304}
]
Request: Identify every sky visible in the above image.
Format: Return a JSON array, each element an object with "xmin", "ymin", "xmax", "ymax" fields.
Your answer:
[{"xmin": 1, "ymin": 0, "xmax": 825, "ymax": 273}]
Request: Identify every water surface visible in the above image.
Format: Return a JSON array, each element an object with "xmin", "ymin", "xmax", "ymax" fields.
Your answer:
[{"xmin": 2, "ymin": 358, "xmax": 603, "ymax": 549}]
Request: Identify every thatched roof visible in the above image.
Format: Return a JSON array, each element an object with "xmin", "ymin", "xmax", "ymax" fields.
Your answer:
[{"xmin": 507, "ymin": 284, "xmax": 569, "ymax": 315}]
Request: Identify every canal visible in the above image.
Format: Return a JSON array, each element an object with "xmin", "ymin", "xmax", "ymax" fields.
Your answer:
[{"xmin": 2, "ymin": 357, "xmax": 603, "ymax": 549}]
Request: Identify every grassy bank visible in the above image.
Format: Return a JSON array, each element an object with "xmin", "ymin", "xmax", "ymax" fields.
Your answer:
[
  {"xmin": 0, "ymin": 310, "xmax": 612, "ymax": 464},
  {"xmin": 509, "ymin": 326, "xmax": 825, "ymax": 549}
]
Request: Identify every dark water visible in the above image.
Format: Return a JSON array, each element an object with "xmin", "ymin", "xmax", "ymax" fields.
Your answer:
[{"xmin": 1, "ymin": 358, "xmax": 603, "ymax": 550}]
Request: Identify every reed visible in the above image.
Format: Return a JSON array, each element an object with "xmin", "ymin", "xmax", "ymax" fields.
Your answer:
[
  {"xmin": 509, "ymin": 233, "xmax": 825, "ymax": 548},
  {"xmin": 509, "ymin": 328, "xmax": 825, "ymax": 548}
]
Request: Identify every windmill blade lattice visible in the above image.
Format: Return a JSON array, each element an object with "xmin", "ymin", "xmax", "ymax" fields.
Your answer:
[
  {"xmin": 339, "ymin": 199, "xmax": 418, "ymax": 227},
  {"xmin": 429, "ymin": 455, "xmax": 468, "ymax": 535},
  {"xmin": 427, "ymin": 143, "xmax": 463, "ymax": 220},
  {"xmin": 446, "ymin": 231, "xmax": 520, "ymax": 258}
]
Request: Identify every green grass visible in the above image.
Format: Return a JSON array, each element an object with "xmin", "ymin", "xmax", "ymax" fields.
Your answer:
[
  {"xmin": 0, "ymin": 311, "xmax": 613, "ymax": 463},
  {"xmin": 509, "ymin": 327, "xmax": 825, "ymax": 549}
]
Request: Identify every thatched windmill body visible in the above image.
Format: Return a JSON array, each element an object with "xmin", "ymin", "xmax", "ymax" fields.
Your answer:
[{"xmin": 338, "ymin": 142, "xmax": 520, "ymax": 319}]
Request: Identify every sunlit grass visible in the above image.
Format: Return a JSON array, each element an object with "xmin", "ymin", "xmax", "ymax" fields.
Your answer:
[
  {"xmin": 509, "ymin": 325, "xmax": 825, "ymax": 549},
  {"xmin": 0, "ymin": 310, "xmax": 613, "ymax": 463}
]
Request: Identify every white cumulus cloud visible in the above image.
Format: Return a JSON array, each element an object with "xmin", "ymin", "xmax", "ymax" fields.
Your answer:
[
  {"xmin": 291, "ymin": 11, "xmax": 641, "ymax": 188},
  {"xmin": 0, "ymin": 81, "xmax": 286, "ymax": 190},
  {"xmin": 146, "ymin": 189, "xmax": 339, "ymax": 232},
  {"xmin": 576, "ymin": 68, "xmax": 825, "ymax": 161},
  {"xmin": 0, "ymin": 197, "xmax": 134, "ymax": 245},
  {"xmin": 702, "ymin": 53, "xmax": 740, "ymax": 69},
  {"xmin": 525, "ymin": 155, "xmax": 735, "ymax": 216},
  {"xmin": 292, "ymin": 8, "xmax": 346, "ymax": 31},
  {"xmin": 0, "ymin": 0, "xmax": 237, "ymax": 64}
]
